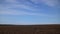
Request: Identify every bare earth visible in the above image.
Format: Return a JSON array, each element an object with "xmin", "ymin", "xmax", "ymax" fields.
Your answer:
[{"xmin": 0, "ymin": 24, "xmax": 60, "ymax": 34}]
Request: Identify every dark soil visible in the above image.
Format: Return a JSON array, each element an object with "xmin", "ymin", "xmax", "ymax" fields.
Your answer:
[{"xmin": 0, "ymin": 24, "xmax": 60, "ymax": 34}]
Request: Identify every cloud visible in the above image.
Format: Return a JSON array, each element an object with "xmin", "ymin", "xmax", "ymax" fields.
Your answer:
[
  {"xmin": 42, "ymin": 0, "xmax": 59, "ymax": 7},
  {"xmin": 5, "ymin": 0, "xmax": 18, "ymax": 3},
  {"xmin": 0, "ymin": 0, "xmax": 56, "ymax": 17},
  {"xmin": 0, "ymin": 0, "xmax": 41, "ymax": 12},
  {"xmin": 30, "ymin": 0, "xmax": 60, "ymax": 7},
  {"xmin": 0, "ymin": 8, "xmax": 55, "ymax": 17},
  {"xmin": 0, "ymin": 0, "xmax": 44, "ymax": 16},
  {"xmin": 0, "ymin": 0, "xmax": 60, "ymax": 8}
]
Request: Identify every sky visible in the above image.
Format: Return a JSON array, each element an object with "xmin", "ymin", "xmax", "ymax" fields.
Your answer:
[{"xmin": 0, "ymin": 0, "xmax": 60, "ymax": 25}]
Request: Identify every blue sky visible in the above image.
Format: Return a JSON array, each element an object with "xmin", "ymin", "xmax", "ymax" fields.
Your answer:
[{"xmin": 0, "ymin": 0, "xmax": 60, "ymax": 25}]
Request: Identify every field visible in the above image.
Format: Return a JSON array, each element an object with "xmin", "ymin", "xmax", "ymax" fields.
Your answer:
[{"xmin": 0, "ymin": 24, "xmax": 60, "ymax": 34}]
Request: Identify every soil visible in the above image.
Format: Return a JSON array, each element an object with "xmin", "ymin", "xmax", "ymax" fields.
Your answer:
[{"xmin": 0, "ymin": 24, "xmax": 60, "ymax": 34}]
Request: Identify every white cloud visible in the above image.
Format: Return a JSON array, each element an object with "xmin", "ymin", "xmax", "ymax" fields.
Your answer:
[
  {"xmin": 30, "ymin": 0, "xmax": 42, "ymax": 4},
  {"xmin": 0, "ymin": 0, "xmax": 40, "ymax": 12},
  {"xmin": 30, "ymin": 0, "xmax": 59, "ymax": 7},
  {"xmin": 0, "ymin": 9, "xmax": 55, "ymax": 17},
  {"xmin": 0, "ymin": 4, "xmax": 55, "ymax": 17},
  {"xmin": 5, "ymin": 0, "xmax": 18, "ymax": 3},
  {"xmin": 0, "ymin": 0, "xmax": 56, "ymax": 17},
  {"xmin": 42, "ymin": 0, "xmax": 59, "ymax": 7}
]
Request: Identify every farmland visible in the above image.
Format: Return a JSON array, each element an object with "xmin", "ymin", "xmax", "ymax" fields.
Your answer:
[{"xmin": 0, "ymin": 24, "xmax": 60, "ymax": 34}]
